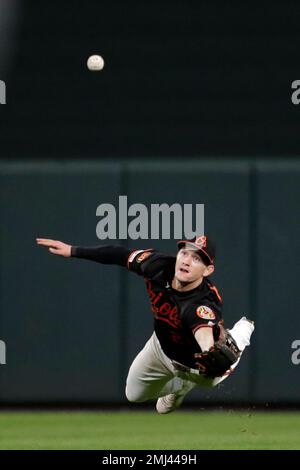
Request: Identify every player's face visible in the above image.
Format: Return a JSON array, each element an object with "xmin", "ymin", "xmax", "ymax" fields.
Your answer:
[{"xmin": 175, "ymin": 249, "xmax": 213, "ymax": 284}]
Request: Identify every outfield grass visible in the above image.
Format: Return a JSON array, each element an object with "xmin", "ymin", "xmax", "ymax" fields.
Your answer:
[{"xmin": 0, "ymin": 410, "xmax": 299, "ymax": 450}]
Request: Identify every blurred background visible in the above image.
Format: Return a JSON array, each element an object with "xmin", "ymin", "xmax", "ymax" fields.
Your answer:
[{"xmin": 0, "ymin": 0, "xmax": 300, "ymax": 407}]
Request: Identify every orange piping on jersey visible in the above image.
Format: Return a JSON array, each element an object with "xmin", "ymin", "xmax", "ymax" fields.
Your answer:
[
  {"xmin": 127, "ymin": 249, "xmax": 138, "ymax": 269},
  {"xmin": 209, "ymin": 285, "xmax": 223, "ymax": 303},
  {"xmin": 126, "ymin": 248, "xmax": 153, "ymax": 269}
]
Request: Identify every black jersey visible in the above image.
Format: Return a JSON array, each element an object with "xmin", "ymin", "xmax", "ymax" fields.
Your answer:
[
  {"xmin": 127, "ymin": 249, "xmax": 223, "ymax": 368},
  {"xmin": 71, "ymin": 244, "xmax": 223, "ymax": 368}
]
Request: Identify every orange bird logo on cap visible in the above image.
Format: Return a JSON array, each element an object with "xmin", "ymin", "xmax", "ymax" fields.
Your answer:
[{"xmin": 195, "ymin": 235, "xmax": 207, "ymax": 248}]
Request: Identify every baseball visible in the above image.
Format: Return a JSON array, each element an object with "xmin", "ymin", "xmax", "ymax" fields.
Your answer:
[{"xmin": 87, "ymin": 55, "xmax": 104, "ymax": 71}]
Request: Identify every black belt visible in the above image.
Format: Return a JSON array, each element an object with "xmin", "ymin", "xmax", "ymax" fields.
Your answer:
[{"xmin": 171, "ymin": 360, "xmax": 202, "ymax": 375}]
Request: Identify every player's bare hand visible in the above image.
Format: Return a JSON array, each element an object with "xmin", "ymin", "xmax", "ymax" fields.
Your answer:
[{"xmin": 36, "ymin": 238, "xmax": 72, "ymax": 257}]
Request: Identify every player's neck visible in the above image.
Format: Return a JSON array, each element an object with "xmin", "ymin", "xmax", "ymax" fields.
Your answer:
[{"xmin": 171, "ymin": 276, "xmax": 203, "ymax": 292}]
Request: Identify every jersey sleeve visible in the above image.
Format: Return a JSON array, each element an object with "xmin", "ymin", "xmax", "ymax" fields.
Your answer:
[
  {"xmin": 71, "ymin": 245, "xmax": 131, "ymax": 266},
  {"xmin": 127, "ymin": 249, "xmax": 175, "ymax": 280},
  {"xmin": 183, "ymin": 301, "xmax": 222, "ymax": 335},
  {"xmin": 71, "ymin": 245, "xmax": 175, "ymax": 280}
]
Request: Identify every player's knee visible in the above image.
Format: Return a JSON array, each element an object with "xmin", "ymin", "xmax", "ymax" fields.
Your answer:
[{"xmin": 125, "ymin": 385, "xmax": 148, "ymax": 403}]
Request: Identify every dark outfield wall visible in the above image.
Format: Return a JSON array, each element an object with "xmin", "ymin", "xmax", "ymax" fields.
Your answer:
[
  {"xmin": 0, "ymin": 160, "xmax": 299, "ymax": 404},
  {"xmin": 1, "ymin": 1, "xmax": 300, "ymax": 159}
]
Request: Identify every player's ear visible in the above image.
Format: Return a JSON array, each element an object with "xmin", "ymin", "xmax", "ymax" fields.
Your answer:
[{"xmin": 203, "ymin": 264, "xmax": 214, "ymax": 277}]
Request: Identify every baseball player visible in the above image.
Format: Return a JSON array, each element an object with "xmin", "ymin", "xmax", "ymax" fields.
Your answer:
[{"xmin": 36, "ymin": 235, "xmax": 254, "ymax": 414}]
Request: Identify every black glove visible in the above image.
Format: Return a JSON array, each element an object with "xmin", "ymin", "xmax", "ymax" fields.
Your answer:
[{"xmin": 194, "ymin": 325, "xmax": 241, "ymax": 378}]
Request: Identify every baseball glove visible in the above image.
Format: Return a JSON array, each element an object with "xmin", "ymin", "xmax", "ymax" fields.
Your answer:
[{"xmin": 194, "ymin": 323, "xmax": 241, "ymax": 378}]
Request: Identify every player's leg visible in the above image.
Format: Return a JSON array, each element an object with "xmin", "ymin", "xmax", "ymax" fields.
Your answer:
[
  {"xmin": 155, "ymin": 378, "xmax": 196, "ymax": 414},
  {"xmin": 125, "ymin": 332, "xmax": 185, "ymax": 403}
]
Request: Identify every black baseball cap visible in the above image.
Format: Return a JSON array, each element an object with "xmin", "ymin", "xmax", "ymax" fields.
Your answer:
[{"xmin": 177, "ymin": 235, "xmax": 216, "ymax": 265}]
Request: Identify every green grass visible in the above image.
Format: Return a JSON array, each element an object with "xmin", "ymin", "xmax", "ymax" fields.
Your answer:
[{"xmin": 0, "ymin": 410, "xmax": 299, "ymax": 450}]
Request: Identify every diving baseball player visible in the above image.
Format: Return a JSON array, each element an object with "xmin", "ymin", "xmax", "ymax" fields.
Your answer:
[{"xmin": 36, "ymin": 235, "xmax": 254, "ymax": 414}]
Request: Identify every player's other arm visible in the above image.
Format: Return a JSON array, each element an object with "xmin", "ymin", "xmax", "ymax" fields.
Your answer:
[
  {"xmin": 194, "ymin": 327, "xmax": 214, "ymax": 352},
  {"xmin": 185, "ymin": 304, "xmax": 219, "ymax": 352},
  {"xmin": 193, "ymin": 322, "xmax": 241, "ymax": 378},
  {"xmin": 36, "ymin": 238, "xmax": 130, "ymax": 267}
]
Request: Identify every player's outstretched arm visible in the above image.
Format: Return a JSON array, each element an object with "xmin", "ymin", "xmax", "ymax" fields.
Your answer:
[
  {"xmin": 36, "ymin": 238, "xmax": 71, "ymax": 257},
  {"xmin": 36, "ymin": 238, "xmax": 131, "ymax": 267}
]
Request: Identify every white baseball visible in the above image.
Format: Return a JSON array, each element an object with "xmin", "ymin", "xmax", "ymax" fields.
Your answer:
[{"xmin": 87, "ymin": 55, "xmax": 104, "ymax": 71}]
